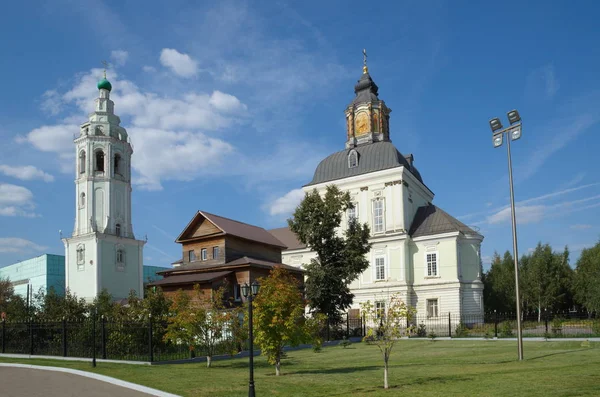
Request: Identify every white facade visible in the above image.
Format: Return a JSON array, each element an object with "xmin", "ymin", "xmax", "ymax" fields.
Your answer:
[
  {"xmin": 63, "ymin": 78, "xmax": 145, "ymax": 302},
  {"xmin": 280, "ymin": 68, "xmax": 484, "ymax": 320}
]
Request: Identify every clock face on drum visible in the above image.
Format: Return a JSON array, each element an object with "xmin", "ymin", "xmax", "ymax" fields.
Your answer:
[{"xmin": 355, "ymin": 112, "xmax": 369, "ymax": 135}]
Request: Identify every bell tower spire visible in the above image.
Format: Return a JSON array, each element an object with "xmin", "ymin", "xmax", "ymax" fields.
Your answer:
[{"xmin": 345, "ymin": 50, "xmax": 392, "ymax": 148}]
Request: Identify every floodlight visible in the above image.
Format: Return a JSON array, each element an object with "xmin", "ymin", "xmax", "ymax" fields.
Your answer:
[
  {"xmin": 507, "ymin": 109, "xmax": 521, "ymax": 125},
  {"xmin": 489, "ymin": 117, "xmax": 503, "ymax": 132},
  {"xmin": 493, "ymin": 133, "xmax": 503, "ymax": 148},
  {"xmin": 511, "ymin": 127, "xmax": 521, "ymax": 141}
]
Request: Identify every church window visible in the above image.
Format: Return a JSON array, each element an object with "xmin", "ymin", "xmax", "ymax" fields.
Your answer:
[
  {"xmin": 427, "ymin": 299, "xmax": 439, "ymax": 318},
  {"xmin": 372, "ymin": 198, "xmax": 385, "ymax": 233},
  {"xmin": 188, "ymin": 250, "xmax": 196, "ymax": 262},
  {"xmin": 95, "ymin": 150, "xmax": 105, "ymax": 172},
  {"xmin": 375, "ymin": 257, "xmax": 386, "ymax": 280},
  {"xmin": 347, "ymin": 203, "xmax": 358, "ymax": 223},
  {"xmin": 116, "ymin": 249, "xmax": 125, "ymax": 271},
  {"xmin": 76, "ymin": 245, "xmax": 85, "ymax": 271},
  {"xmin": 114, "ymin": 154, "xmax": 121, "ymax": 175},
  {"xmin": 426, "ymin": 252, "xmax": 438, "ymax": 277},
  {"xmin": 80, "ymin": 193, "xmax": 85, "ymax": 208},
  {"xmin": 115, "ymin": 223, "xmax": 121, "ymax": 237},
  {"xmin": 79, "ymin": 151, "xmax": 86, "ymax": 174},
  {"xmin": 201, "ymin": 248, "xmax": 208, "ymax": 260},
  {"xmin": 348, "ymin": 150, "xmax": 358, "ymax": 168},
  {"xmin": 375, "ymin": 301, "xmax": 386, "ymax": 320}
]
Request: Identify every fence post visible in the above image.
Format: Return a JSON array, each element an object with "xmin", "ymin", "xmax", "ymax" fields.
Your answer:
[
  {"xmin": 148, "ymin": 314, "xmax": 154, "ymax": 363},
  {"xmin": 494, "ymin": 310, "xmax": 498, "ymax": 338},
  {"xmin": 29, "ymin": 318, "xmax": 34, "ymax": 356},
  {"xmin": 544, "ymin": 309, "xmax": 549, "ymax": 336},
  {"xmin": 62, "ymin": 317, "xmax": 67, "ymax": 357},
  {"xmin": 448, "ymin": 312, "xmax": 452, "ymax": 338},
  {"xmin": 92, "ymin": 310, "xmax": 96, "ymax": 368},
  {"xmin": 1, "ymin": 318, "xmax": 5, "ymax": 354},
  {"xmin": 346, "ymin": 312, "xmax": 350, "ymax": 339},
  {"xmin": 101, "ymin": 315, "xmax": 106, "ymax": 359}
]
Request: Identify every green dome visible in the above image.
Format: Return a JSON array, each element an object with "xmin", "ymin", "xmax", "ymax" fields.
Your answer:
[{"xmin": 97, "ymin": 78, "xmax": 112, "ymax": 91}]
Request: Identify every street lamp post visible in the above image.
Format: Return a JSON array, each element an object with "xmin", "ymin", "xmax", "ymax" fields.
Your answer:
[
  {"xmin": 489, "ymin": 109, "xmax": 524, "ymax": 361},
  {"xmin": 242, "ymin": 281, "xmax": 260, "ymax": 397}
]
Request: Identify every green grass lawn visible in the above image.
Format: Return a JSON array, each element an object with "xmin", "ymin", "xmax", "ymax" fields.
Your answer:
[{"xmin": 1, "ymin": 340, "xmax": 599, "ymax": 396}]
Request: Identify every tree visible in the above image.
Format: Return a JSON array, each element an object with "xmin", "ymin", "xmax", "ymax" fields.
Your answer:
[
  {"xmin": 521, "ymin": 243, "xmax": 573, "ymax": 320},
  {"xmin": 361, "ymin": 294, "xmax": 415, "ymax": 389},
  {"xmin": 0, "ymin": 278, "xmax": 27, "ymax": 320},
  {"xmin": 573, "ymin": 241, "xmax": 600, "ymax": 313},
  {"xmin": 252, "ymin": 267, "xmax": 317, "ymax": 376},
  {"xmin": 34, "ymin": 287, "xmax": 87, "ymax": 321},
  {"xmin": 165, "ymin": 285, "xmax": 241, "ymax": 367},
  {"xmin": 288, "ymin": 185, "xmax": 371, "ymax": 322},
  {"xmin": 483, "ymin": 251, "xmax": 516, "ymax": 313}
]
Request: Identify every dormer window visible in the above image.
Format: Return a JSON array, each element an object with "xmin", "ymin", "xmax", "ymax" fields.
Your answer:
[{"xmin": 348, "ymin": 149, "xmax": 358, "ymax": 168}]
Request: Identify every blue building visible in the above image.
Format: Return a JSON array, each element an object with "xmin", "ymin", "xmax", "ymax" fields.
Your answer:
[
  {"xmin": 0, "ymin": 254, "xmax": 65, "ymax": 298},
  {"xmin": 0, "ymin": 254, "xmax": 168, "ymax": 300}
]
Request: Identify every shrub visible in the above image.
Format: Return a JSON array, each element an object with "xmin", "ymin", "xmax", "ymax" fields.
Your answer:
[
  {"xmin": 340, "ymin": 336, "xmax": 352, "ymax": 349},
  {"xmin": 499, "ymin": 321, "xmax": 514, "ymax": 338},
  {"xmin": 416, "ymin": 323, "xmax": 427, "ymax": 337},
  {"xmin": 592, "ymin": 321, "xmax": 600, "ymax": 336},
  {"xmin": 428, "ymin": 331, "xmax": 437, "ymax": 341},
  {"xmin": 454, "ymin": 322, "xmax": 469, "ymax": 337}
]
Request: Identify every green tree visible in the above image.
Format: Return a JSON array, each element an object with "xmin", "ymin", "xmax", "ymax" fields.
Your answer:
[
  {"xmin": 288, "ymin": 185, "xmax": 371, "ymax": 322},
  {"xmin": 0, "ymin": 278, "xmax": 27, "ymax": 320},
  {"xmin": 165, "ymin": 285, "xmax": 241, "ymax": 367},
  {"xmin": 34, "ymin": 287, "xmax": 87, "ymax": 321},
  {"xmin": 573, "ymin": 241, "xmax": 600, "ymax": 313},
  {"xmin": 521, "ymin": 243, "xmax": 573, "ymax": 320},
  {"xmin": 253, "ymin": 267, "xmax": 317, "ymax": 376},
  {"xmin": 483, "ymin": 251, "xmax": 517, "ymax": 313},
  {"xmin": 361, "ymin": 294, "xmax": 416, "ymax": 389}
]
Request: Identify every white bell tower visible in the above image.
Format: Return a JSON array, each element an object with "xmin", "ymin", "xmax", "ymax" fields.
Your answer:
[{"xmin": 63, "ymin": 71, "xmax": 145, "ymax": 302}]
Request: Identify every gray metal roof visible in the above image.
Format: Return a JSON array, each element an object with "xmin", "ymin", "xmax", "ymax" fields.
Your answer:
[
  {"xmin": 409, "ymin": 205, "xmax": 481, "ymax": 238},
  {"xmin": 268, "ymin": 227, "xmax": 306, "ymax": 250},
  {"xmin": 350, "ymin": 72, "xmax": 379, "ymax": 105},
  {"xmin": 305, "ymin": 141, "xmax": 424, "ymax": 186}
]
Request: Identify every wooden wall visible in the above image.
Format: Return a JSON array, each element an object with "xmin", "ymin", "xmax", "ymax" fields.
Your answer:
[{"xmin": 225, "ymin": 236, "xmax": 282, "ymax": 263}]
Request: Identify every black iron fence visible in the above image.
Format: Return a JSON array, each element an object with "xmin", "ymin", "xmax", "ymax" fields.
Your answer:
[
  {"xmin": 0, "ymin": 317, "xmax": 240, "ymax": 362},
  {"xmin": 356, "ymin": 310, "xmax": 600, "ymax": 339}
]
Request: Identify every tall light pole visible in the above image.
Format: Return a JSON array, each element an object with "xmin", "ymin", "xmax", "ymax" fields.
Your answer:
[
  {"xmin": 489, "ymin": 109, "xmax": 524, "ymax": 361},
  {"xmin": 242, "ymin": 281, "xmax": 260, "ymax": 397}
]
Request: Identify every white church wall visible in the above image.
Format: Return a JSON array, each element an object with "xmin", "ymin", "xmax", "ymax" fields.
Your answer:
[
  {"xmin": 410, "ymin": 234, "xmax": 459, "ymax": 284},
  {"xmin": 65, "ymin": 237, "xmax": 98, "ymax": 301},
  {"xmin": 458, "ymin": 238, "xmax": 482, "ymax": 282},
  {"xmin": 99, "ymin": 240, "xmax": 142, "ymax": 300}
]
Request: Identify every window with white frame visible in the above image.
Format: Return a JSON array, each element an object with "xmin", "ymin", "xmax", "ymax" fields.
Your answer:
[
  {"xmin": 76, "ymin": 246, "xmax": 85, "ymax": 270},
  {"xmin": 372, "ymin": 198, "xmax": 385, "ymax": 233},
  {"xmin": 116, "ymin": 248, "xmax": 125, "ymax": 271},
  {"xmin": 188, "ymin": 250, "xmax": 195, "ymax": 262},
  {"xmin": 375, "ymin": 257, "xmax": 385, "ymax": 280},
  {"xmin": 426, "ymin": 252, "xmax": 438, "ymax": 277},
  {"xmin": 79, "ymin": 151, "xmax": 86, "ymax": 174},
  {"xmin": 201, "ymin": 248, "xmax": 208, "ymax": 260},
  {"xmin": 375, "ymin": 301, "xmax": 386, "ymax": 320},
  {"xmin": 347, "ymin": 203, "xmax": 358, "ymax": 223},
  {"xmin": 426, "ymin": 298, "xmax": 438, "ymax": 318}
]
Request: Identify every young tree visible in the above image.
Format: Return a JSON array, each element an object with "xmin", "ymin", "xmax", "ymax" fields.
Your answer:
[
  {"xmin": 253, "ymin": 267, "xmax": 317, "ymax": 376},
  {"xmin": 0, "ymin": 278, "xmax": 27, "ymax": 320},
  {"xmin": 165, "ymin": 285, "xmax": 241, "ymax": 367},
  {"xmin": 573, "ymin": 242, "xmax": 600, "ymax": 312},
  {"xmin": 361, "ymin": 294, "xmax": 415, "ymax": 389},
  {"xmin": 483, "ymin": 251, "xmax": 516, "ymax": 313},
  {"xmin": 288, "ymin": 185, "xmax": 371, "ymax": 322}
]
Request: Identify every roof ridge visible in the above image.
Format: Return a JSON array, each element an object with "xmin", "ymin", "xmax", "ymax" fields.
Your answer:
[{"xmin": 201, "ymin": 210, "xmax": 269, "ymax": 231}]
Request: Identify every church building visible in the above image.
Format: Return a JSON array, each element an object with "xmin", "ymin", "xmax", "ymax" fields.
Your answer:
[
  {"xmin": 270, "ymin": 56, "xmax": 484, "ymax": 319},
  {"xmin": 62, "ymin": 73, "xmax": 145, "ymax": 302}
]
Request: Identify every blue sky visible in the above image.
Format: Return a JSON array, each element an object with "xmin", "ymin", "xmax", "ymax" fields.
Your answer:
[{"xmin": 1, "ymin": 0, "xmax": 599, "ymax": 270}]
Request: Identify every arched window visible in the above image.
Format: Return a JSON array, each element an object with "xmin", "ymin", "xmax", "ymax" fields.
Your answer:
[
  {"xmin": 95, "ymin": 150, "xmax": 105, "ymax": 172},
  {"xmin": 114, "ymin": 154, "xmax": 121, "ymax": 175},
  {"xmin": 80, "ymin": 193, "xmax": 85, "ymax": 207},
  {"xmin": 79, "ymin": 151, "xmax": 86, "ymax": 174},
  {"xmin": 348, "ymin": 149, "xmax": 358, "ymax": 168},
  {"xmin": 116, "ymin": 249, "xmax": 124, "ymax": 263},
  {"xmin": 115, "ymin": 223, "xmax": 121, "ymax": 237},
  {"xmin": 76, "ymin": 245, "xmax": 85, "ymax": 270}
]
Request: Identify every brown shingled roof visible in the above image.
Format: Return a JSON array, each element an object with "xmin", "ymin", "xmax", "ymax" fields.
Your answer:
[
  {"xmin": 268, "ymin": 227, "xmax": 306, "ymax": 250},
  {"xmin": 176, "ymin": 210, "xmax": 287, "ymax": 248}
]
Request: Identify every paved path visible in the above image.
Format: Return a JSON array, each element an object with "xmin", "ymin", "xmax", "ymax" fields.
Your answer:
[{"xmin": 0, "ymin": 367, "xmax": 162, "ymax": 397}]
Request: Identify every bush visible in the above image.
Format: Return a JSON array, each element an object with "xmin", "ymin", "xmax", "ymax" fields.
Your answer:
[
  {"xmin": 340, "ymin": 337, "xmax": 352, "ymax": 349},
  {"xmin": 428, "ymin": 331, "xmax": 437, "ymax": 341},
  {"xmin": 499, "ymin": 321, "xmax": 514, "ymax": 338},
  {"xmin": 454, "ymin": 322, "xmax": 469, "ymax": 337},
  {"xmin": 416, "ymin": 323, "xmax": 427, "ymax": 337},
  {"xmin": 592, "ymin": 321, "xmax": 600, "ymax": 336}
]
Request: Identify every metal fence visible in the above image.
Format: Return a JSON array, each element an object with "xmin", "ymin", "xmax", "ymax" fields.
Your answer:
[
  {"xmin": 324, "ymin": 310, "xmax": 600, "ymax": 340},
  {"xmin": 0, "ymin": 317, "xmax": 240, "ymax": 362}
]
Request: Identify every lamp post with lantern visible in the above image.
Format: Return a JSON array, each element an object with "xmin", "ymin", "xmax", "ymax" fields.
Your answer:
[{"xmin": 241, "ymin": 280, "xmax": 260, "ymax": 397}]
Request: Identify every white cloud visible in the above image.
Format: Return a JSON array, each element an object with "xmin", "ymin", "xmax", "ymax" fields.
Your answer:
[
  {"xmin": 142, "ymin": 65, "xmax": 156, "ymax": 73},
  {"xmin": 487, "ymin": 205, "xmax": 545, "ymax": 225},
  {"xmin": 40, "ymin": 90, "xmax": 63, "ymax": 116},
  {"xmin": 0, "ymin": 184, "xmax": 37, "ymax": 217},
  {"xmin": 159, "ymin": 48, "xmax": 198, "ymax": 78},
  {"xmin": 0, "ymin": 165, "xmax": 54, "ymax": 182},
  {"xmin": 110, "ymin": 50, "xmax": 129, "ymax": 66},
  {"xmin": 570, "ymin": 224, "xmax": 592, "ymax": 230},
  {"xmin": 268, "ymin": 189, "xmax": 305, "ymax": 216},
  {"xmin": 209, "ymin": 91, "xmax": 247, "ymax": 113},
  {"xmin": 0, "ymin": 238, "xmax": 47, "ymax": 254}
]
